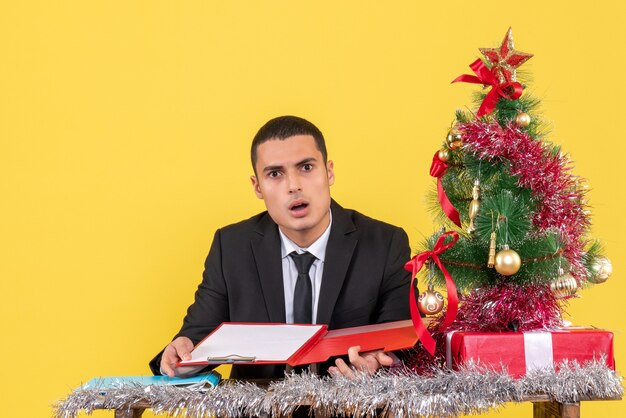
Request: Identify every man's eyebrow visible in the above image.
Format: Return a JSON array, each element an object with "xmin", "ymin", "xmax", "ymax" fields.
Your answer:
[
  {"xmin": 262, "ymin": 164, "xmax": 284, "ymax": 173},
  {"xmin": 295, "ymin": 157, "xmax": 317, "ymax": 166}
]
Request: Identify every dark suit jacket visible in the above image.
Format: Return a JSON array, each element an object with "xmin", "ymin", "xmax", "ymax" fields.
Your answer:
[{"xmin": 149, "ymin": 200, "xmax": 411, "ymax": 378}]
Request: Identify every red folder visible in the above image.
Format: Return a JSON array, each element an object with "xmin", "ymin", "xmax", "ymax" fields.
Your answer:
[{"xmin": 177, "ymin": 320, "xmax": 418, "ymax": 367}]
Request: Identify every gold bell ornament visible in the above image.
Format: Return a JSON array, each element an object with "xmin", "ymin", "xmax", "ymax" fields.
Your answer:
[
  {"xmin": 550, "ymin": 270, "xmax": 579, "ymax": 298},
  {"xmin": 494, "ymin": 245, "xmax": 521, "ymax": 276},
  {"xmin": 417, "ymin": 284, "xmax": 445, "ymax": 315}
]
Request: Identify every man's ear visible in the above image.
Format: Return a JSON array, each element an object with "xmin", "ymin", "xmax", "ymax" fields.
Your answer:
[
  {"xmin": 326, "ymin": 160, "xmax": 335, "ymax": 186},
  {"xmin": 250, "ymin": 175, "xmax": 263, "ymax": 199}
]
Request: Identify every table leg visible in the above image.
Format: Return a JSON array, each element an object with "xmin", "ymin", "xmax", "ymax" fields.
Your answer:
[
  {"xmin": 114, "ymin": 408, "xmax": 145, "ymax": 418},
  {"xmin": 533, "ymin": 401, "xmax": 580, "ymax": 418}
]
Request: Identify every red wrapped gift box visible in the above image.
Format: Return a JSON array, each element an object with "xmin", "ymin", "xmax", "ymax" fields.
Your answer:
[{"xmin": 445, "ymin": 328, "xmax": 615, "ymax": 378}]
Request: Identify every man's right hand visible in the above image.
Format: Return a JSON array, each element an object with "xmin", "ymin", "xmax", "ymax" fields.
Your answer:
[{"xmin": 160, "ymin": 336, "xmax": 204, "ymax": 377}]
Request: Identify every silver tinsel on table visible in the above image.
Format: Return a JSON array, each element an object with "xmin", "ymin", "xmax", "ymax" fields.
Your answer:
[{"xmin": 54, "ymin": 360, "xmax": 622, "ymax": 418}]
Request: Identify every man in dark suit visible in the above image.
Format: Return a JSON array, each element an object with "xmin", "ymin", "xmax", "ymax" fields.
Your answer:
[{"xmin": 150, "ymin": 116, "xmax": 411, "ymax": 379}]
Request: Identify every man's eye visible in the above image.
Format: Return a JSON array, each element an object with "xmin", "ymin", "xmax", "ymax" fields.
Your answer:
[
  {"xmin": 268, "ymin": 171, "xmax": 281, "ymax": 178},
  {"xmin": 302, "ymin": 164, "xmax": 313, "ymax": 171}
]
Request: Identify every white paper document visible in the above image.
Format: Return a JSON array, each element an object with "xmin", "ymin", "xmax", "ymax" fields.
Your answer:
[{"xmin": 179, "ymin": 323, "xmax": 325, "ymax": 364}]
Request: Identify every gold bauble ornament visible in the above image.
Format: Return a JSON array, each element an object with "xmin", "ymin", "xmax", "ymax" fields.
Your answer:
[
  {"xmin": 514, "ymin": 112, "xmax": 531, "ymax": 127},
  {"xmin": 446, "ymin": 129, "xmax": 463, "ymax": 150},
  {"xmin": 417, "ymin": 284, "xmax": 445, "ymax": 315},
  {"xmin": 494, "ymin": 246, "xmax": 521, "ymax": 276},
  {"xmin": 550, "ymin": 272, "xmax": 579, "ymax": 298},
  {"xmin": 438, "ymin": 148, "xmax": 450, "ymax": 162},
  {"xmin": 588, "ymin": 256, "xmax": 612, "ymax": 284}
]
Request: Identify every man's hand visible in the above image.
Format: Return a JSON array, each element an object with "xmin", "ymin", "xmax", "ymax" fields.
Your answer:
[
  {"xmin": 160, "ymin": 336, "xmax": 204, "ymax": 377},
  {"xmin": 328, "ymin": 345, "xmax": 395, "ymax": 379}
]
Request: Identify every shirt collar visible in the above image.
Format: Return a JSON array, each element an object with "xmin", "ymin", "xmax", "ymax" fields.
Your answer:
[{"xmin": 279, "ymin": 208, "xmax": 332, "ymax": 262}]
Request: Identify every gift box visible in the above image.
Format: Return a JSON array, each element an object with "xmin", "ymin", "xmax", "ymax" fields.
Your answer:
[{"xmin": 445, "ymin": 328, "xmax": 615, "ymax": 378}]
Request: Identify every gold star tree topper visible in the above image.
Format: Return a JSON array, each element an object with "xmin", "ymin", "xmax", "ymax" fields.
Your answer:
[{"xmin": 479, "ymin": 27, "xmax": 533, "ymax": 83}]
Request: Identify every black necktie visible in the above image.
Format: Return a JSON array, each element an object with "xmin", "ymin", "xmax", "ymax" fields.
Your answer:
[{"xmin": 289, "ymin": 251, "xmax": 316, "ymax": 324}]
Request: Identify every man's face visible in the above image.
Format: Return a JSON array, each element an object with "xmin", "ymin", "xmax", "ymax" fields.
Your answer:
[{"xmin": 251, "ymin": 135, "xmax": 335, "ymax": 247}]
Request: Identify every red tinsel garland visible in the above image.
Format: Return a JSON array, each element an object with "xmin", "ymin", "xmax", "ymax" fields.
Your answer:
[
  {"xmin": 444, "ymin": 283, "xmax": 563, "ymax": 332},
  {"xmin": 459, "ymin": 121, "xmax": 590, "ymax": 278}
]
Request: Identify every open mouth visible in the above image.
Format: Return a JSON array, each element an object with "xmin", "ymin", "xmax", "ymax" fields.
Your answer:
[{"xmin": 289, "ymin": 200, "xmax": 309, "ymax": 216}]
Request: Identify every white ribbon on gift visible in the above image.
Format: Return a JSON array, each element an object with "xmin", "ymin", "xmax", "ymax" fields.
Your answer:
[{"xmin": 523, "ymin": 331, "xmax": 554, "ymax": 372}]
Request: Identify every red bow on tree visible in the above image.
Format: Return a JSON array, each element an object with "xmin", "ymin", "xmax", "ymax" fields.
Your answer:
[
  {"xmin": 404, "ymin": 231, "xmax": 459, "ymax": 355},
  {"xmin": 452, "ymin": 59, "xmax": 523, "ymax": 117}
]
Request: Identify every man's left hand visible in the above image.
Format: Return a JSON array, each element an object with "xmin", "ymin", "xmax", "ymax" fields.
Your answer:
[{"xmin": 328, "ymin": 345, "xmax": 395, "ymax": 378}]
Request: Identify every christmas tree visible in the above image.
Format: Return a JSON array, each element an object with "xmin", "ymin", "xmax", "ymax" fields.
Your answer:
[{"xmin": 405, "ymin": 28, "xmax": 613, "ymax": 365}]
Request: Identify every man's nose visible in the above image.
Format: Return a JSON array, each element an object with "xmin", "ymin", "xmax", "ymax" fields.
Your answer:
[{"xmin": 287, "ymin": 174, "xmax": 302, "ymax": 193}]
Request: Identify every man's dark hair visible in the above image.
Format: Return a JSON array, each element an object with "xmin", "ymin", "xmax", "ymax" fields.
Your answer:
[{"xmin": 251, "ymin": 116, "xmax": 327, "ymax": 172}]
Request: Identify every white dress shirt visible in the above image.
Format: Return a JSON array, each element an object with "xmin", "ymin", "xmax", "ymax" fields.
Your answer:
[{"xmin": 278, "ymin": 210, "xmax": 332, "ymax": 324}]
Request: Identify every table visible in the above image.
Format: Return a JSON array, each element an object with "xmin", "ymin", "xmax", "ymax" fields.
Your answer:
[{"xmin": 103, "ymin": 393, "xmax": 621, "ymax": 418}]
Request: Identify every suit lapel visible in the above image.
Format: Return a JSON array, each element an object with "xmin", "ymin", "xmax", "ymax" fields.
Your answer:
[
  {"xmin": 251, "ymin": 213, "xmax": 286, "ymax": 323},
  {"xmin": 316, "ymin": 201, "xmax": 357, "ymax": 325}
]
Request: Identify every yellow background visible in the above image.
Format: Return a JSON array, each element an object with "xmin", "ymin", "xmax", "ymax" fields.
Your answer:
[{"xmin": 1, "ymin": 1, "xmax": 624, "ymax": 417}]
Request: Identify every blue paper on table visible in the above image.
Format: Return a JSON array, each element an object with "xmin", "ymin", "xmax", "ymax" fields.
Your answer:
[{"xmin": 82, "ymin": 372, "xmax": 221, "ymax": 391}]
